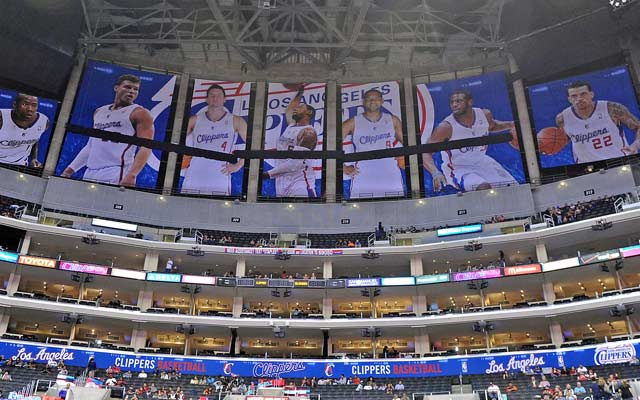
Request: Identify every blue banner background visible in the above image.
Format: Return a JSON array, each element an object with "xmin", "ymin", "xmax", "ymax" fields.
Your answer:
[
  {"xmin": 2, "ymin": 339, "xmax": 636, "ymax": 379},
  {"xmin": 55, "ymin": 60, "xmax": 176, "ymax": 188},
  {"xmin": 528, "ymin": 66, "xmax": 640, "ymax": 168},
  {"xmin": 0, "ymin": 89, "xmax": 59, "ymax": 166}
]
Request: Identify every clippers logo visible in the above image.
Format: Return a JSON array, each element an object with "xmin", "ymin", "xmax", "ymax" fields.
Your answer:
[
  {"xmin": 594, "ymin": 343, "xmax": 636, "ymax": 365},
  {"xmin": 324, "ymin": 363, "xmax": 334, "ymax": 377},
  {"xmin": 223, "ymin": 362, "xmax": 234, "ymax": 375}
]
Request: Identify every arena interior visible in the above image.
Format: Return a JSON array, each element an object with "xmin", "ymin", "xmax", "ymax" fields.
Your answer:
[{"xmin": 2, "ymin": 1, "xmax": 640, "ymax": 399}]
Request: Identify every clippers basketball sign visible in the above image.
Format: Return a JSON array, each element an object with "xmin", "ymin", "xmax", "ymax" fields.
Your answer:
[{"xmin": 18, "ymin": 255, "xmax": 56, "ymax": 269}]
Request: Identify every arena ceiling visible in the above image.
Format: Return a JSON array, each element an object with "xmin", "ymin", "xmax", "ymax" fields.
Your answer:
[{"xmin": 78, "ymin": 0, "xmax": 515, "ymax": 69}]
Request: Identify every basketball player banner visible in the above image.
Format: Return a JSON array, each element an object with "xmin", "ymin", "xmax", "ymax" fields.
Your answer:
[
  {"xmin": 0, "ymin": 88, "xmax": 58, "ymax": 168},
  {"xmin": 341, "ymin": 81, "xmax": 407, "ymax": 200},
  {"xmin": 56, "ymin": 60, "xmax": 177, "ymax": 189},
  {"xmin": 176, "ymin": 79, "xmax": 251, "ymax": 197},
  {"xmin": 261, "ymin": 82, "xmax": 325, "ymax": 198},
  {"xmin": 416, "ymin": 71, "xmax": 526, "ymax": 197},
  {"xmin": 528, "ymin": 65, "xmax": 640, "ymax": 168}
]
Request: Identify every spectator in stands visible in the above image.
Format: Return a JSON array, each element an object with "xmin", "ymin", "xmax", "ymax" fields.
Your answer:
[
  {"xmin": 506, "ymin": 382, "xmax": 518, "ymax": 394},
  {"xmin": 487, "ymin": 382, "xmax": 500, "ymax": 400},
  {"xmin": 138, "ymin": 370, "xmax": 148, "ymax": 378},
  {"xmin": 353, "ymin": 376, "xmax": 360, "ymax": 385},
  {"xmin": 1, "ymin": 371, "xmax": 10, "ymax": 381},
  {"xmin": 105, "ymin": 376, "xmax": 117, "ymax": 386},
  {"xmin": 564, "ymin": 384, "xmax": 576, "ymax": 400},
  {"xmin": 394, "ymin": 380, "xmax": 405, "ymax": 392},
  {"xmin": 607, "ymin": 374, "xmax": 620, "ymax": 394},
  {"xmin": 87, "ymin": 356, "xmax": 97, "ymax": 377},
  {"xmin": 165, "ymin": 257, "xmax": 174, "ymax": 273},
  {"xmin": 573, "ymin": 382, "xmax": 586, "ymax": 396},
  {"xmin": 587, "ymin": 369, "xmax": 597, "ymax": 380},
  {"xmin": 59, "ymin": 383, "xmax": 70, "ymax": 398},
  {"xmin": 382, "ymin": 345, "xmax": 389, "ymax": 358},
  {"xmin": 539, "ymin": 376, "xmax": 551, "ymax": 389},
  {"xmin": 590, "ymin": 378, "xmax": 607, "ymax": 400},
  {"xmin": 552, "ymin": 385, "xmax": 563, "ymax": 400},
  {"xmin": 629, "ymin": 355, "xmax": 639, "ymax": 365},
  {"xmin": 576, "ymin": 364, "xmax": 587, "ymax": 374},
  {"xmin": 530, "ymin": 376, "xmax": 537, "ymax": 388},
  {"xmin": 338, "ymin": 374, "xmax": 347, "ymax": 385},
  {"xmin": 619, "ymin": 380, "xmax": 634, "ymax": 400}
]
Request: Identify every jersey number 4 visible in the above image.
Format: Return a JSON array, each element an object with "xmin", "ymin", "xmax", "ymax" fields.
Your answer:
[
  {"xmin": 221, "ymin": 141, "xmax": 228, "ymax": 152},
  {"xmin": 592, "ymin": 135, "xmax": 612, "ymax": 149}
]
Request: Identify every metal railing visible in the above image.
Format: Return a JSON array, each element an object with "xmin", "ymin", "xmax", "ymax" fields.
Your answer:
[{"xmin": 412, "ymin": 391, "xmax": 452, "ymax": 400}]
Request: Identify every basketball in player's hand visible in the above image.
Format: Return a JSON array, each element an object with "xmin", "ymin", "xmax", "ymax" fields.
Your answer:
[
  {"xmin": 181, "ymin": 155, "xmax": 192, "ymax": 169},
  {"xmin": 537, "ymin": 127, "xmax": 569, "ymax": 155},
  {"xmin": 283, "ymin": 83, "xmax": 305, "ymax": 91}
]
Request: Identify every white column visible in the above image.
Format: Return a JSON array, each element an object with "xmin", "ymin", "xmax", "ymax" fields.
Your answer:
[
  {"xmin": 410, "ymin": 255, "xmax": 423, "ymax": 276},
  {"xmin": 325, "ymin": 81, "xmax": 337, "ymax": 202},
  {"xmin": 137, "ymin": 284, "xmax": 154, "ymax": 311},
  {"xmin": 131, "ymin": 326, "xmax": 148, "ymax": 350},
  {"xmin": 412, "ymin": 294, "xmax": 427, "ymax": 316},
  {"xmin": 43, "ymin": 52, "xmax": 87, "ymax": 176},
  {"xmin": 0, "ymin": 310, "xmax": 10, "ymax": 336},
  {"xmin": 322, "ymin": 260, "xmax": 333, "ymax": 279},
  {"xmin": 163, "ymin": 72, "xmax": 191, "ymax": 194},
  {"xmin": 509, "ymin": 54, "xmax": 541, "ymax": 185},
  {"xmin": 535, "ymin": 243, "xmax": 548, "ymax": 263},
  {"xmin": 549, "ymin": 322, "xmax": 564, "ymax": 347},
  {"xmin": 19, "ymin": 233, "xmax": 31, "ymax": 255},
  {"xmin": 246, "ymin": 81, "xmax": 267, "ymax": 203},
  {"xmin": 403, "ymin": 77, "xmax": 421, "ymax": 198},
  {"xmin": 7, "ymin": 266, "xmax": 21, "ymax": 296},
  {"xmin": 235, "ymin": 257, "xmax": 246, "ymax": 278},
  {"xmin": 232, "ymin": 294, "xmax": 243, "ymax": 318},
  {"xmin": 323, "ymin": 296, "xmax": 333, "ymax": 319},
  {"xmin": 143, "ymin": 252, "xmax": 159, "ymax": 272},
  {"xmin": 542, "ymin": 282, "xmax": 556, "ymax": 304},
  {"xmin": 414, "ymin": 328, "xmax": 430, "ymax": 355},
  {"xmin": 326, "ymin": 335, "xmax": 333, "ymax": 356}
]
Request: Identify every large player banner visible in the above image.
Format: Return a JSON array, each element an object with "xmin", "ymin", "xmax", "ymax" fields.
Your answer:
[
  {"xmin": 416, "ymin": 72, "xmax": 525, "ymax": 197},
  {"xmin": 0, "ymin": 339, "xmax": 636, "ymax": 378},
  {"xmin": 56, "ymin": 60, "xmax": 177, "ymax": 189},
  {"xmin": 176, "ymin": 79, "xmax": 251, "ymax": 197},
  {"xmin": 341, "ymin": 81, "xmax": 407, "ymax": 200},
  {"xmin": 0, "ymin": 89, "xmax": 58, "ymax": 168},
  {"xmin": 528, "ymin": 66, "xmax": 640, "ymax": 168},
  {"xmin": 261, "ymin": 83, "xmax": 325, "ymax": 198}
]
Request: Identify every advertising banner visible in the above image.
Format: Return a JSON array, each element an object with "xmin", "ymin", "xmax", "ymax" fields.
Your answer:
[
  {"xmin": 341, "ymin": 81, "xmax": 407, "ymax": 199},
  {"xmin": 416, "ymin": 274, "xmax": 450, "ymax": 285},
  {"xmin": 542, "ymin": 257, "xmax": 580, "ymax": 272},
  {"xmin": 452, "ymin": 268, "xmax": 502, "ymax": 282},
  {"xmin": 56, "ymin": 60, "xmax": 176, "ymax": 188},
  {"xmin": 0, "ymin": 339, "xmax": 636, "ymax": 378},
  {"xmin": 0, "ymin": 89, "xmax": 58, "ymax": 168},
  {"xmin": 416, "ymin": 72, "xmax": 525, "ymax": 196},
  {"xmin": 177, "ymin": 79, "xmax": 251, "ymax": 197},
  {"xmin": 528, "ymin": 66, "xmax": 640, "ymax": 168},
  {"xmin": 261, "ymin": 83, "xmax": 325, "ymax": 198},
  {"xmin": 58, "ymin": 261, "xmax": 109, "ymax": 275},
  {"xmin": 17, "ymin": 255, "xmax": 56, "ymax": 269},
  {"xmin": 504, "ymin": 264, "xmax": 542, "ymax": 276}
]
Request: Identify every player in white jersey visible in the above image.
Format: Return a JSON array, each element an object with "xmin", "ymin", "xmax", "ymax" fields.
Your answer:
[
  {"xmin": 551, "ymin": 81, "xmax": 640, "ymax": 163},
  {"xmin": 266, "ymin": 86, "xmax": 318, "ymax": 197},
  {"xmin": 263, "ymin": 127, "xmax": 317, "ymax": 197},
  {"xmin": 342, "ymin": 89, "xmax": 405, "ymax": 199},
  {"xmin": 423, "ymin": 90, "xmax": 519, "ymax": 192},
  {"xmin": 60, "ymin": 74, "xmax": 154, "ymax": 186},
  {"xmin": 0, "ymin": 93, "xmax": 49, "ymax": 167},
  {"xmin": 180, "ymin": 84, "xmax": 247, "ymax": 195}
]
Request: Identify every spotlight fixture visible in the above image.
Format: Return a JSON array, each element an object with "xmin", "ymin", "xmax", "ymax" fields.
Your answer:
[
  {"xmin": 273, "ymin": 326, "xmax": 285, "ymax": 338},
  {"xmin": 362, "ymin": 249, "xmax": 379, "ymax": 259},
  {"xmin": 82, "ymin": 233, "xmax": 100, "ymax": 245},
  {"xmin": 464, "ymin": 240, "xmax": 483, "ymax": 251},
  {"xmin": 187, "ymin": 246, "xmax": 205, "ymax": 256},
  {"xmin": 610, "ymin": 304, "xmax": 634, "ymax": 317},
  {"xmin": 472, "ymin": 320, "xmax": 495, "ymax": 333},
  {"xmin": 609, "ymin": 0, "xmax": 635, "ymax": 11},
  {"xmin": 275, "ymin": 250, "xmax": 291, "ymax": 260},
  {"xmin": 591, "ymin": 219, "xmax": 613, "ymax": 231}
]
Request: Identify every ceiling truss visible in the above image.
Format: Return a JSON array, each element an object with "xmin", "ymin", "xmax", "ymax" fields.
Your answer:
[{"xmin": 78, "ymin": 0, "xmax": 507, "ymax": 69}]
